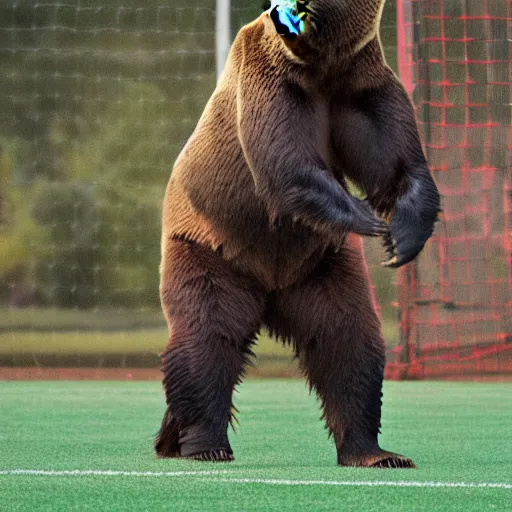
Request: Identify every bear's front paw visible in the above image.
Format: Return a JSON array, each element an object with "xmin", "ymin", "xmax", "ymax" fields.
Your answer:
[
  {"xmin": 381, "ymin": 187, "xmax": 441, "ymax": 268},
  {"xmin": 381, "ymin": 214, "xmax": 437, "ymax": 268}
]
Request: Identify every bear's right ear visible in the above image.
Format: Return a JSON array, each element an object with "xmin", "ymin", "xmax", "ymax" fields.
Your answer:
[{"xmin": 262, "ymin": 1, "xmax": 272, "ymax": 9}]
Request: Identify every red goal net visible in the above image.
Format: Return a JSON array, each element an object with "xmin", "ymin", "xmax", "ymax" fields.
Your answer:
[{"xmin": 386, "ymin": 0, "xmax": 512, "ymax": 379}]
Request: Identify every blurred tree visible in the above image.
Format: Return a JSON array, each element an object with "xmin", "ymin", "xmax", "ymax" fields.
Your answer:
[
  {"xmin": 0, "ymin": 1, "xmax": 216, "ymax": 309},
  {"xmin": 30, "ymin": 83, "xmax": 171, "ymax": 308},
  {"xmin": 0, "ymin": 139, "xmax": 47, "ymax": 305}
]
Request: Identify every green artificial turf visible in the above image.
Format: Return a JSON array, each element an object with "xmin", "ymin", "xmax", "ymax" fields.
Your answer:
[{"xmin": 0, "ymin": 381, "xmax": 510, "ymax": 511}]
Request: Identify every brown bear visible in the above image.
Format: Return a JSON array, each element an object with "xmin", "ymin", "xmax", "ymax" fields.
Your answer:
[{"xmin": 155, "ymin": 0, "xmax": 440, "ymax": 468}]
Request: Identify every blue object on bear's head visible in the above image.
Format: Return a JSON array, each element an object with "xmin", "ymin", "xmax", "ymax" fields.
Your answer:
[{"xmin": 265, "ymin": 0, "xmax": 309, "ymax": 39}]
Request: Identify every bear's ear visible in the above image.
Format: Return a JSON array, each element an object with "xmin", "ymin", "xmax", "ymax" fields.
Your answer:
[{"xmin": 262, "ymin": 1, "xmax": 272, "ymax": 10}]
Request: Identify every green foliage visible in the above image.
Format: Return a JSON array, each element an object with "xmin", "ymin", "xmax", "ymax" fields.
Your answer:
[
  {"xmin": 0, "ymin": 1, "xmax": 220, "ymax": 308},
  {"xmin": 0, "ymin": 140, "xmax": 47, "ymax": 299},
  {"xmin": 28, "ymin": 83, "xmax": 174, "ymax": 308}
]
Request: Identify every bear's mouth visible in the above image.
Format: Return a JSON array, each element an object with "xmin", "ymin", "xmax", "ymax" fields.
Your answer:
[{"xmin": 264, "ymin": 0, "xmax": 310, "ymax": 40}]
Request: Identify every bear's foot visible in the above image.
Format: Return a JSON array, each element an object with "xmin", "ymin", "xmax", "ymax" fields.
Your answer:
[
  {"xmin": 339, "ymin": 450, "xmax": 416, "ymax": 469},
  {"xmin": 155, "ymin": 418, "xmax": 234, "ymax": 461},
  {"xmin": 189, "ymin": 449, "xmax": 234, "ymax": 462}
]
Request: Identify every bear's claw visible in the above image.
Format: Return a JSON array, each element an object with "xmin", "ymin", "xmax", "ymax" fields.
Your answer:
[
  {"xmin": 190, "ymin": 449, "xmax": 234, "ymax": 462},
  {"xmin": 371, "ymin": 456, "xmax": 416, "ymax": 469}
]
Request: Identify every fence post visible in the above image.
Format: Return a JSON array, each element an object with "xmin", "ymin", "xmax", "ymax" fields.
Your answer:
[
  {"xmin": 216, "ymin": 0, "xmax": 231, "ymax": 82},
  {"xmin": 396, "ymin": 0, "xmax": 414, "ymax": 96}
]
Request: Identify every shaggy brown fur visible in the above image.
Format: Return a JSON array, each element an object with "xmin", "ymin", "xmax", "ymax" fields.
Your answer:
[{"xmin": 156, "ymin": 0, "xmax": 440, "ymax": 467}]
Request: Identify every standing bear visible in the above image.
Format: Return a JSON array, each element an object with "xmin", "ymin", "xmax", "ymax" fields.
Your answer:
[{"xmin": 156, "ymin": 0, "xmax": 440, "ymax": 467}]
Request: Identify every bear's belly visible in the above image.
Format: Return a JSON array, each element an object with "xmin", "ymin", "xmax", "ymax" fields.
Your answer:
[{"xmin": 224, "ymin": 217, "xmax": 331, "ymax": 292}]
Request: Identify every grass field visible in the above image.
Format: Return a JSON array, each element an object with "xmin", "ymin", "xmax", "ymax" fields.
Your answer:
[
  {"xmin": 0, "ymin": 328, "xmax": 299, "ymax": 375},
  {"xmin": 0, "ymin": 381, "xmax": 510, "ymax": 511},
  {"xmin": 0, "ymin": 308, "xmax": 165, "ymax": 331},
  {"xmin": 0, "ymin": 326, "xmax": 400, "ymax": 355}
]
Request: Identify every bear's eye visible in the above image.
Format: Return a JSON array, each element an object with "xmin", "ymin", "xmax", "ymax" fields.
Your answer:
[{"xmin": 296, "ymin": 0, "xmax": 310, "ymax": 16}]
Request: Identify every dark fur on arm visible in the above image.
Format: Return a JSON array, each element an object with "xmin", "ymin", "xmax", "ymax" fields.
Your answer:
[
  {"xmin": 382, "ymin": 168, "xmax": 440, "ymax": 267},
  {"xmin": 238, "ymin": 77, "xmax": 386, "ymax": 241},
  {"xmin": 334, "ymin": 74, "xmax": 441, "ymax": 267}
]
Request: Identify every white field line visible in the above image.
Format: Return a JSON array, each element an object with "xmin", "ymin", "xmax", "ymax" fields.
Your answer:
[
  {"xmin": 0, "ymin": 470, "xmax": 511, "ymax": 489},
  {"xmin": 215, "ymin": 478, "xmax": 512, "ymax": 490},
  {"xmin": 0, "ymin": 469, "xmax": 234, "ymax": 478}
]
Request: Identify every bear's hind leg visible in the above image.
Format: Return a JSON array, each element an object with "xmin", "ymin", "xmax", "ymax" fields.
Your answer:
[
  {"xmin": 156, "ymin": 239, "xmax": 265, "ymax": 461},
  {"xmin": 267, "ymin": 237, "xmax": 415, "ymax": 468}
]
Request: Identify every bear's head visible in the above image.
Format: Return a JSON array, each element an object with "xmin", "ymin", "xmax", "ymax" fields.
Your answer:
[{"xmin": 263, "ymin": 0, "xmax": 385, "ymax": 65}]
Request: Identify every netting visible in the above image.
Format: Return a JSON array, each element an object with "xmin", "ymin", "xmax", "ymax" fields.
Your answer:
[{"xmin": 387, "ymin": 0, "xmax": 512, "ymax": 379}]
